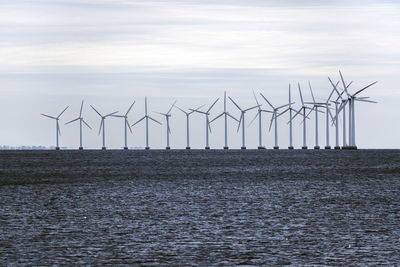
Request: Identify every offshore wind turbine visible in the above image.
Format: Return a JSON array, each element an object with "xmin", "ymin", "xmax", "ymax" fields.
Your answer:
[
  {"xmin": 155, "ymin": 101, "xmax": 176, "ymax": 150},
  {"xmin": 132, "ymin": 97, "xmax": 162, "ymax": 150},
  {"xmin": 259, "ymin": 93, "xmax": 291, "ymax": 150},
  {"xmin": 304, "ymin": 81, "xmax": 326, "ymax": 150},
  {"xmin": 65, "ymin": 100, "xmax": 92, "ymax": 150},
  {"xmin": 190, "ymin": 98, "xmax": 219, "ymax": 149},
  {"xmin": 175, "ymin": 104, "xmax": 204, "ymax": 149},
  {"xmin": 249, "ymin": 91, "xmax": 273, "ymax": 149},
  {"xmin": 328, "ymin": 77, "xmax": 343, "ymax": 149},
  {"xmin": 210, "ymin": 91, "xmax": 239, "ymax": 149},
  {"xmin": 284, "ymin": 84, "xmax": 299, "ymax": 149},
  {"xmin": 91, "ymin": 105, "xmax": 118, "ymax": 150},
  {"xmin": 111, "ymin": 101, "xmax": 135, "ymax": 150},
  {"xmin": 41, "ymin": 106, "xmax": 69, "ymax": 150},
  {"xmin": 338, "ymin": 71, "xmax": 377, "ymax": 149},
  {"xmin": 291, "ymin": 83, "xmax": 312, "ymax": 149},
  {"xmin": 228, "ymin": 96, "xmax": 259, "ymax": 149}
]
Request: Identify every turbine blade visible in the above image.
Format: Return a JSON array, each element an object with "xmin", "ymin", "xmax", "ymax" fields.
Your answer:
[
  {"xmin": 208, "ymin": 123, "xmax": 212, "ymax": 133},
  {"xmin": 244, "ymin": 105, "xmax": 260, "ymax": 112},
  {"xmin": 132, "ymin": 116, "xmax": 146, "ymax": 127},
  {"xmin": 228, "ymin": 96, "xmax": 242, "ymax": 111},
  {"xmin": 308, "ymin": 81, "xmax": 316, "ymax": 102},
  {"xmin": 248, "ymin": 112, "xmax": 259, "ymax": 126},
  {"xmin": 276, "ymin": 107, "xmax": 289, "ymax": 118},
  {"xmin": 105, "ymin": 111, "xmax": 119, "ymax": 117},
  {"xmin": 259, "ymin": 93, "xmax": 275, "ymax": 110},
  {"xmin": 145, "ymin": 96, "xmax": 148, "ymax": 115},
  {"xmin": 237, "ymin": 113, "xmax": 243, "ymax": 132},
  {"xmin": 41, "ymin": 114, "xmax": 56, "ymax": 120},
  {"xmin": 80, "ymin": 100, "xmax": 84, "ymax": 117},
  {"xmin": 82, "ymin": 119, "xmax": 92, "ymax": 129},
  {"xmin": 125, "ymin": 101, "xmax": 135, "ymax": 117},
  {"xmin": 126, "ymin": 119, "xmax": 133, "ymax": 134},
  {"xmin": 175, "ymin": 105, "xmax": 188, "ymax": 115},
  {"xmin": 276, "ymin": 103, "xmax": 292, "ymax": 110},
  {"xmin": 298, "ymin": 82, "xmax": 304, "ymax": 105},
  {"xmin": 90, "ymin": 105, "xmax": 102, "ymax": 117},
  {"xmin": 355, "ymin": 99, "xmax": 377, "ymax": 104},
  {"xmin": 98, "ymin": 119, "xmax": 104, "ymax": 135},
  {"xmin": 227, "ymin": 113, "xmax": 239, "ymax": 122},
  {"xmin": 57, "ymin": 106, "xmax": 69, "ymax": 119},
  {"xmin": 190, "ymin": 109, "xmax": 207, "ymax": 115},
  {"xmin": 268, "ymin": 114, "xmax": 274, "ymax": 132},
  {"xmin": 189, "ymin": 104, "xmax": 205, "ymax": 115},
  {"xmin": 210, "ymin": 112, "xmax": 224, "ymax": 123},
  {"xmin": 148, "ymin": 116, "xmax": 162, "ymax": 125},
  {"xmin": 65, "ymin": 117, "xmax": 79, "ymax": 125},
  {"xmin": 252, "ymin": 90, "xmax": 260, "ymax": 107},
  {"xmin": 167, "ymin": 100, "xmax": 177, "ymax": 115},
  {"xmin": 353, "ymin": 81, "xmax": 378, "ymax": 96},
  {"xmin": 207, "ymin": 98, "xmax": 219, "ymax": 113},
  {"xmin": 339, "ymin": 70, "xmax": 349, "ymax": 95}
]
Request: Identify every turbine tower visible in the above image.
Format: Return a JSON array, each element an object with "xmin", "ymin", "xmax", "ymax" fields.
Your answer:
[
  {"xmin": 249, "ymin": 90, "xmax": 273, "ymax": 149},
  {"xmin": 41, "ymin": 106, "xmax": 69, "ymax": 150},
  {"xmin": 228, "ymin": 96, "xmax": 259, "ymax": 149},
  {"xmin": 175, "ymin": 104, "xmax": 204, "ymax": 149},
  {"xmin": 132, "ymin": 97, "xmax": 162, "ymax": 150},
  {"xmin": 190, "ymin": 98, "xmax": 219, "ymax": 150},
  {"xmin": 111, "ymin": 101, "xmax": 135, "ymax": 150},
  {"xmin": 210, "ymin": 91, "xmax": 239, "ymax": 149},
  {"xmin": 155, "ymin": 101, "xmax": 176, "ymax": 150},
  {"xmin": 304, "ymin": 81, "xmax": 326, "ymax": 150},
  {"xmin": 338, "ymin": 71, "xmax": 377, "ymax": 149},
  {"xmin": 259, "ymin": 93, "xmax": 291, "ymax": 150},
  {"xmin": 65, "ymin": 100, "xmax": 92, "ymax": 150},
  {"xmin": 91, "ymin": 105, "xmax": 118, "ymax": 150}
]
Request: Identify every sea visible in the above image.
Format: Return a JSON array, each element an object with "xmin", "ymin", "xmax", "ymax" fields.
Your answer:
[{"xmin": 1, "ymin": 149, "xmax": 399, "ymax": 265}]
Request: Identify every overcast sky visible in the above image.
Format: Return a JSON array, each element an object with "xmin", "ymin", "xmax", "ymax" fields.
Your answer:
[{"xmin": 0, "ymin": 0, "xmax": 399, "ymax": 149}]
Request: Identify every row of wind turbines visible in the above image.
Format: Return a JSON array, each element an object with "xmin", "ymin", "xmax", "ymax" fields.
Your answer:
[{"xmin": 41, "ymin": 71, "xmax": 377, "ymax": 150}]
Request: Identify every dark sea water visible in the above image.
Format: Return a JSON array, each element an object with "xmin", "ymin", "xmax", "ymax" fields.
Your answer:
[{"xmin": 1, "ymin": 149, "xmax": 400, "ymax": 265}]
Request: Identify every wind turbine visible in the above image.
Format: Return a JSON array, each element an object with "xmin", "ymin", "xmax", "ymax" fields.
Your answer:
[
  {"xmin": 285, "ymin": 84, "xmax": 299, "ymax": 149},
  {"xmin": 228, "ymin": 96, "xmax": 259, "ymax": 149},
  {"xmin": 328, "ymin": 77, "xmax": 343, "ymax": 149},
  {"xmin": 248, "ymin": 90, "xmax": 273, "ymax": 149},
  {"xmin": 259, "ymin": 93, "xmax": 291, "ymax": 150},
  {"xmin": 155, "ymin": 101, "xmax": 176, "ymax": 150},
  {"xmin": 41, "ymin": 106, "xmax": 69, "ymax": 150},
  {"xmin": 190, "ymin": 98, "xmax": 219, "ymax": 149},
  {"xmin": 338, "ymin": 71, "xmax": 377, "ymax": 149},
  {"xmin": 304, "ymin": 81, "xmax": 326, "ymax": 150},
  {"xmin": 91, "ymin": 105, "xmax": 118, "ymax": 150},
  {"xmin": 175, "ymin": 104, "xmax": 204, "ymax": 149},
  {"xmin": 210, "ymin": 91, "xmax": 239, "ymax": 149},
  {"xmin": 290, "ymin": 83, "xmax": 312, "ymax": 149},
  {"xmin": 132, "ymin": 97, "xmax": 162, "ymax": 150},
  {"xmin": 111, "ymin": 101, "xmax": 135, "ymax": 150},
  {"xmin": 65, "ymin": 100, "xmax": 92, "ymax": 150}
]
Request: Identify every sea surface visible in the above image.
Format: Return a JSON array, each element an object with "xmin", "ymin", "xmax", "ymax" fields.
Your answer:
[{"xmin": 1, "ymin": 149, "xmax": 400, "ymax": 265}]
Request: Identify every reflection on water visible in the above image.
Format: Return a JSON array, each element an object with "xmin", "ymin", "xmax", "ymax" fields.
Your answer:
[{"xmin": 1, "ymin": 150, "xmax": 400, "ymax": 265}]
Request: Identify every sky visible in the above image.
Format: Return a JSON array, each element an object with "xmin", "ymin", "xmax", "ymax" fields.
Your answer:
[{"xmin": 0, "ymin": 0, "xmax": 399, "ymax": 149}]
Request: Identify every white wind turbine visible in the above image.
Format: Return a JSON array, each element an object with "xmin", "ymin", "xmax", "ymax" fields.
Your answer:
[
  {"xmin": 41, "ymin": 106, "xmax": 69, "ymax": 150},
  {"xmin": 190, "ymin": 98, "xmax": 219, "ymax": 150},
  {"xmin": 175, "ymin": 104, "xmax": 204, "ymax": 149},
  {"xmin": 259, "ymin": 93, "xmax": 292, "ymax": 150},
  {"xmin": 328, "ymin": 77, "xmax": 343, "ymax": 149},
  {"xmin": 155, "ymin": 101, "xmax": 176, "ymax": 150},
  {"xmin": 248, "ymin": 91, "xmax": 273, "ymax": 149},
  {"xmin": 210, "ymin": 91, "xmax": 239, "ymax": 149},
  {"xmin": 338, "ymin": 71, "xmax": 377, "ymax": 149},
  {"xmin": 304, "ymin": 81, "xmax": 326, "ymax": 150},
  {"xmin": 228, "ymin": 96, "xmax": 259, "ymax": 149},
  {"xmin": 90, "ymin": 105, "xmax": 118, "ymax": 150},
  {"xmin": 290, "ymin": 83, "xmax": 312, "ymax": 149},
  {"xmin": 111, "ymin": 101, "xmax": 135, "ymax": 150},
  {"xmin": 65, "ymin": 100, "xmax": 92, "ymax": 150},
  {"xmin": 132, "ymin": 97, "xmax": 162, "ymax": 150}
]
